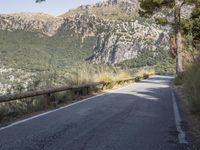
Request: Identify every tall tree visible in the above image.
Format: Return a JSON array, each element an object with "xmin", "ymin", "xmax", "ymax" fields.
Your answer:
[
  {"xmin": 174, "ymin": 0, "xmax": 185, "ymax": 75},
  {"xmin": 140, "ymin": 0, "xmax": 186, "ymax": 75}
]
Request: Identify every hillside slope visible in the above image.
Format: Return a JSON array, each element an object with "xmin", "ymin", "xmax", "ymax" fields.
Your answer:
[{"xmin": 0, "ymin": 0, "xmax": 173, "ymax": 65}]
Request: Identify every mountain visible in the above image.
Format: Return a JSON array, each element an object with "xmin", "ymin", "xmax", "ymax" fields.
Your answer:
[
  {"xmin": 1, "ymin": 0, "xmax": 196, "ymax": 93},
  {"xmin": 0, "ymin": 0, "xmax": 174, "ymax": 65},
  {"xmin": 61, "ymin": 0, "xmax": 139, "ymax": 20},
  {"xmin": 0, "ymin": 13, "xmax": 63, "ymax": 36}
]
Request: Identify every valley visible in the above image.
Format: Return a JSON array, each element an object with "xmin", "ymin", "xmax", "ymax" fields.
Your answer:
[{"xmin": 0, "ymin": 0, "xmax": 178, "ymax": 95}]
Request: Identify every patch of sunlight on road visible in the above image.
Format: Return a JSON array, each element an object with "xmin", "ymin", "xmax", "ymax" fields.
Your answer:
[
  {"xmin": 131, "ymin": 91, "xmax": 159, "ymax": 101},
  {"xmin": 113, "ymin": 91, "xmax": 159, "ymax": 101}
]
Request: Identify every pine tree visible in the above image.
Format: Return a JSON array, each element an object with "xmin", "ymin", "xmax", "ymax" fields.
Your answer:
[{"xmin": 140, "ymin": 0, "xmax": 186, "ymax": 75}]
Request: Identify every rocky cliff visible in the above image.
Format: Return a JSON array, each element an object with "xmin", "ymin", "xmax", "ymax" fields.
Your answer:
[{"xmin": 87, "ymin": 18, "xmax": 170, "ymax": 64}]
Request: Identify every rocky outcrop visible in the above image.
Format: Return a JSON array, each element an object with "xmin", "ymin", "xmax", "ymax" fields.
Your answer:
[
  {"xmin": 94, "ymin": 0, "xmax": 140, "ymax": 16},
  {"xmin": 88, "ymin": 19, "xmax": 170, "ymax": 64},
  {"xmin": 62, "ymin": 0, "xmax": 140, "ymax": 19}
]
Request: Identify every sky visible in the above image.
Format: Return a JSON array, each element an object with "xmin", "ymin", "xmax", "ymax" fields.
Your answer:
[{"xmin": 0, "ymin": 0, "xmax": 100, "ymax": 16}]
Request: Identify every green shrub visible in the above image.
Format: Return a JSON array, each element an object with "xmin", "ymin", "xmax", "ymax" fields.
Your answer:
[
  {"xmin": 184, "ymin": 62, "xmax": 200, "ymax": 113},
  {"xmin": 135, "ymin": 76, "xmax": 141, "ymax": 82},
  {"xmin": 174, "ymin": 76, "xmax": 183, "ymax": 85},
  {"xmin": 118, "ymin": 48, "xmax": 176, "ymax": 75},
  {"xmin": 140, "ymin": 0, "xmax": 164, "ymax": 13},
  {"xmin": 155, "ymin": 17, "xmax": 168, "ymax": 25},
  {"xmin": 143, "ymin": 74, "xmax": 149, "ymax": 79},
  {"xmin": 0, "ymin": 106, "xmax": 9, "ymax": 122}
]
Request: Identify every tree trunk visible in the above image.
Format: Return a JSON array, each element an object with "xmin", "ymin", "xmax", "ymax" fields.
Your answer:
[
  {"xmin": 174, "ymin": 5, "xmax": 184, "ymax": 75},
  {"xmin": 176, "ymin": 29, "xmax": 184, "ymax": 74}
]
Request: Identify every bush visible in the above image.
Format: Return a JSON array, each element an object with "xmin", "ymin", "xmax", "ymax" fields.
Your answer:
[
  {"xmin": 143, "ymin": 74, "xmax": 149, "ymax": 79},
  {"xmin": 140, "ymin": 0, "xmax": 164, "ymax": 13},
  {"xmin": 184, "ymin": 62, "xmax": 200, "ymax": 113},
  {"xmin": 155, "ymin": 17, "xmax": 168, "ymax": 26},
  {"xmin": 174, "ymin": 75, "xmax": 183, "ymax": 85},
  {"xmin": 0, "ymin": 106, "xmax": 9, "ymax": 122}
]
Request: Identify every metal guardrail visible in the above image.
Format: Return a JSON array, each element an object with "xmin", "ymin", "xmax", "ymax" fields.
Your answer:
[{"xmin": 0, "ymin": 76, "xmax": 147, "ymax": 103}]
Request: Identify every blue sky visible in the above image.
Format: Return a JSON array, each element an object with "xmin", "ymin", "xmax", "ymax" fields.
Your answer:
[{"xmin": 0, "ymin": 0, "xmax": 100, "ymax": 16}]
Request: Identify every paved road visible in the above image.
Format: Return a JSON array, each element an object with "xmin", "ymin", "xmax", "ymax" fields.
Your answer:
[{"xmin": 0, "ymin": 76, "xmax": 195, "ymax": 150}]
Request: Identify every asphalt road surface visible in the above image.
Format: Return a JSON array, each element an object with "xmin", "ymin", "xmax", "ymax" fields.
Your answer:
[{"xmin": 0, "ymin": 76, "xmax": 198, "ymax": 150}]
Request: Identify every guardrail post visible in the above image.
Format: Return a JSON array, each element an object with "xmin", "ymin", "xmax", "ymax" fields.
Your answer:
[
  {"xmin": 71, "ymin": 89, "xmax": 77, "ymax": 100},
  {"xmin": 44, "ymin": 93, "xmax": 51, "ymax": 108},
  {"xmin": 82, "ymin": 87, "xmax": 88, "ymax": 96},
  {"xmin": 135, "ymin": 76, "xmax": 141, "ymax": 82}
]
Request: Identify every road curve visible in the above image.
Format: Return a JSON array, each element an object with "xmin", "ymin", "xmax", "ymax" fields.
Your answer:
[{"xmin": 0, "ymin": 76, "xmax": 195, "ymax": 150}]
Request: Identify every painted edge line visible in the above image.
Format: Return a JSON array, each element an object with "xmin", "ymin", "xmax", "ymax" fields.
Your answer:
[
  {"xmin": 0, "ymin": 76, "xmax": 154, "ymax": 132},
  {"xmin": 0, "ymin": 92, "xmax": 106, "ymax": 131},
  {"xmin": 171, "ymin": 90, "xmax": 188, "ymax": 144},
  {"xmin": 0, "ymin": 80, "xmax": 141, "ymax": 132}
]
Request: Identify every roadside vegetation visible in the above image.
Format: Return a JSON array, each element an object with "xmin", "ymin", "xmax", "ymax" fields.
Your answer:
[
  {"xmin": 179, "ymin": 0, "xmax": 200, "ymax": 114},
  {"xmin": 140, "ymin": 0, "xmax": 200, "ymax": 114},
  {"xmin": 182, "ymin": 62, "xmax": 200, "ymax": 114},
  {"xmin": 118, "ymin": 48, "xmax": 176, "ymax": 75},
  {"xmin": 0, "ymin": 63, "xmax": 155, "ymax": 123},
  {"xmin": 0, "ymin": 30, "xmax": 96, "ymax": 70}
]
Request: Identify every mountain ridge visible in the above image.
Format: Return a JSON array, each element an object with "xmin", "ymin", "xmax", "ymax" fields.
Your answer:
[{"xmin": 0, "ymin": 0, "xmax": 192, "ymax": 65}]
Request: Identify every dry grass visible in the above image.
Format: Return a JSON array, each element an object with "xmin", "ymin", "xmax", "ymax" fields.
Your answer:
[
  {"xmin": 175, "ymin": 86, "xmax": 200, "ymax": 143},
  {"xmin": 0, "ymin": 63, "xmax": 155, "ymax": 123},
  {"xmin": 183, "ymin": 62, "xmax": 200, "ymax": 114},
  {"xmin": 134, "ymin": 68, "xmax": 156, "ymax": 77}
]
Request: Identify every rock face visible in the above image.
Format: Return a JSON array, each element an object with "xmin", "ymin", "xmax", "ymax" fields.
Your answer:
[
  {"xmin": 89, "ymin": 19, "xmax": 170, "ymax": 64},
  {"xmin": 60, "ymin": 12, "xmax": 170, "ymax": 64},
  {"xmin": 0, "ymin": 0, "xmax": 194, "ymax": 64},
  {"xmin": 62, "ymin": 0, "xmax": 139, "ymax": 19}
]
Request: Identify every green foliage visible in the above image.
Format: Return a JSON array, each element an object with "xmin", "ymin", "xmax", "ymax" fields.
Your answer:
[
  {"xmin": 174, "ymin": 75, "xmax": 183, "ymax": 85},
  {"xmin": 182, "ymin": 1, "xmax": 200, "ymax": 50},
  {"xmin": 193, "ymin": 17, "xmax": 200, "ymax": 41},
  {"xmin": 181, "ymin": 19, "xmax": 194, "ymax": 34},
  {"xmin": 155, "ymin": 17, "xmax": 168, "ymax": 25},
  {"xmin": 182, "ymin": 18, "xmax": 200, "ymax": 42},
  {"xmin": 140, "ymin": 0, "xmax": 164, "ymax": 14},
  {"xmin": 140, "ymin": 0, "xmax": 174, "ymax": 14},
  {"xmin": 118, "ymin": 48, "xmax": 176, "ymax": 75},
  {"xmin": 184, "ymin": 62, "xmax": 200, "ymax": 113},
  {"xmin": 155, "ymin": 59, "xmax": 176, "ymax": 75},
  {"xmin": 0, "ymin": 106, "xmax": 9, "ymax": 122},
  {"xmin": 0, "ymin": 30, "xmax": 96, "ymax": 71}
]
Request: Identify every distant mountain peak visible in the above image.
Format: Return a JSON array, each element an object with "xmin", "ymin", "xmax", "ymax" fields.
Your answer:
[
  {"xmin": 62, "ymin": 0, "xmax": 139, "ymax": 20},
  {"xmin": 96, "ymin": 0, "xmax": 139, "ymax": 8}
]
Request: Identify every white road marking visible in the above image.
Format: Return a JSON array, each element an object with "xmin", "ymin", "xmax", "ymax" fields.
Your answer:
[
  {"xmin": 0, "ymin": 92, "xmax": 107, "ymax": 131},
  {"xmin": 171, "ymin": 91, "xmax": 188, "ymax": 144},
  {"xmin": 0, "ymin": 82, "xmax": 138, "ymax": 132}
]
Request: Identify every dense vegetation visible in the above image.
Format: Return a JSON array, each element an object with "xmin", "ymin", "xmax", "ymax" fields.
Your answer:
[
  {"xmin": 0, "ymin": 30, "xmax": 96, "ymax": 71},
  {"xmin": 182, "ymin": 0, "xmax": 200, "ymax": 50},
  {"xmin": 178, "ymin": 1, "xmax": 200, "ymax": 114},
  {"xmin": 140, "ymin": 0, "xmax": 200, "ymax": 113},
  {"xmin": 0, "ymin": 62, "xmax": 155, "ymax": 122},
  {"xmin": 140, "ymin": 0, "xmax": 174, "ymax": 15},
  {"xmin": 140, "ymin": 0, "xmax": 200, "ymax": 48},
  {"xmin": 183, "ymin": 62, "xmax": 200, "ymax": 114},
  {"xmin": 118, "ymin": 48, "xmax": 176, "ymax": 75}
]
